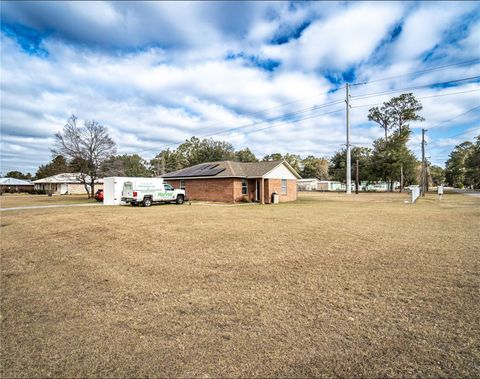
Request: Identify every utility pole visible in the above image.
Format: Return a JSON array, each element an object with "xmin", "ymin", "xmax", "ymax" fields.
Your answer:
[
  {"xmin": 346, "ymin": 83, "xmax": 351, "ymax": 194},
  {"xmin": 421, "ymin": 128, "xmax": 426, "ymax": 196},
  {"xmin": 400, "ymin": 164, "xmax": 403, "ymax": 193},
  {"xmin": 355, "ymin": 159, "xmax": 359, "ymax": 194},
  {"xmin": 161, "ymin": 154, "xmax": 166, "ymax": 176}
]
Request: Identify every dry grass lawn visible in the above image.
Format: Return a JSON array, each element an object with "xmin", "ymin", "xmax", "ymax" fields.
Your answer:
[
  {"xmin": 1, "ymin": 192, "xmax": 479, "ymax": 378},
  {"xmin": 0, "ymin": 193, "xmax": 95, "ymax": 208}
]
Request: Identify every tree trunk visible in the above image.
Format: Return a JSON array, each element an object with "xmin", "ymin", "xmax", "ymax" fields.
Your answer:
[
  {"xmin": 82, "ymin": 180, "xmax": 90, "ymax": 198},
  {"xmin": 90, "ymin": 179, "xmax": 95, "ymax": 198},
  {"xmin": 400, "ymin": 164, "xmax": 403, "ymax": 192}
]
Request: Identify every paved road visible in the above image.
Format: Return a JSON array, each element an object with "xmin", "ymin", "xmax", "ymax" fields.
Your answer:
[
  {"xmin": 0, "ymin": 203, "xmax": 102, "ymax": 212},
  {"xmin": 447, "ymin": 188, "xmax": 480, "ymax": 197}
]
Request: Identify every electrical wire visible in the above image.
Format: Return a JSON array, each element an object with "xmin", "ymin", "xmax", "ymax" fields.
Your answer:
[
  {"xmin": 132, "ymin": 68, "xmax": 480, "ymax": 156},
  {"xmin": 135, "ymin": 102, "xmax": 345, "ymax": 154},
  {"xmin": 439, "ymin": 126, "xmax": 480, "ymax": 139},
  {"xmin": 351, "ymin": 88, "xmax": 480, "ymax": 109},
  {"xmin": 426, "ymin": 105, "xmax": 480, "ymax": 130},
  {"xmin": 351, "ymin": 58, "xmax": 480, "ymax": 86},
  {"xmin": 350, "ymin": 76, "xmax": 480, "ymax": 100}
]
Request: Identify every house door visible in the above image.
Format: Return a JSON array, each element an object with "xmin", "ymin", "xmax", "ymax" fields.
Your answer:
[{"xmin": 255, "ymin": 180, "xmax": 260, "ymax": 202}]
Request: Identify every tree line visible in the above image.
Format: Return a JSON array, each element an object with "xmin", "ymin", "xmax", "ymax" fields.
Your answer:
[
  {"xmin": 5, "ymin": 92, "xmax": 479, "ymax": 196},
  {"xmin": 444, "ymin": 136, "xmax": 480, "ymax": 189}
]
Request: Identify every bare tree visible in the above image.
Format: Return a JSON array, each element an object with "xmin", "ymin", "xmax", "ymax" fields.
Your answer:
[{"xmin": 52, "ymin": 115, "xmax": 116, "ymax": 197}]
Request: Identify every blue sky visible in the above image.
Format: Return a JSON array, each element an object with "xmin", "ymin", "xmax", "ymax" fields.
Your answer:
[{"xmin": 1, "ymin": 1, "xmax": 479, "ymax": 174}]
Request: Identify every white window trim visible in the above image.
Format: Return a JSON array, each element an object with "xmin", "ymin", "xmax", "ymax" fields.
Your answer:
[
  {"xmin": 281, "ymin": 179, "xmax": 287, "ymax": 195},
  {"xmin": 180, "ymin": 180, "xmax": 186, "ymax": 190}
]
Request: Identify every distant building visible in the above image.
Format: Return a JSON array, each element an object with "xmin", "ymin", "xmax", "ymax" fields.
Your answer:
[
  {"xmin": 317, "ymin": 181, "xmax": 349, "ymax": 191},
  {"xmin": 0, "ymin": 177, "xmax": 34, "ymax": 193},
  {"xmin": 299, "ymin": 180, "xmax": 401, "ymax": 192},
  {"xmin": 297, "ymin": 178, "xmax": 322, "ymax": 191},
  {"xmin": 33, "ymin": 173, "xmax": 103, "ymax": 195}
]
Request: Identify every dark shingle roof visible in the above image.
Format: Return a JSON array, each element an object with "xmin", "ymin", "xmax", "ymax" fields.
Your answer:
[{"xmin": 162, "ymin": 160, "xmax": 299, "ymax": 179}]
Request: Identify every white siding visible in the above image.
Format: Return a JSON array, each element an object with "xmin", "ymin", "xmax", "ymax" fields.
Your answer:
[
  {"xmin": 264, "ymin": 163, "xmax": 297, "ymax": 179},
  {"xmin": 103, "ymin": 177, "xmax": 131, "ymax": 205}
]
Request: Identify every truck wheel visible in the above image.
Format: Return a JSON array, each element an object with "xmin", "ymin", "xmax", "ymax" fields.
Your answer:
[
  {"xmin": 176, "ymin": 195, "xmax": 184, "ymax": 204},
  {"xmin": 143, "ymin": 198, "xmax": 152, "ymax": 207}
]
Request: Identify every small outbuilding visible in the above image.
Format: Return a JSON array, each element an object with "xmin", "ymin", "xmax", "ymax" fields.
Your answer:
[
  {"xmin": 297, "ymin": 178, "xmax": 322, "ymax": 191},
  {"xmin": 163, "ymin": 160, "xmax": 301, "ymax": 203},
  {"xmin": 33, "ymin": 173, "xmax": 103, "ymax": 195},
  {"xmin": 0, "ymin": 177, "xmax": 34, "ymax": 193}
]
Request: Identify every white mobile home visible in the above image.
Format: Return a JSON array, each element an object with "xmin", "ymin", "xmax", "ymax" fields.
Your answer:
[{"xmin": 297, "ymin": 178, "xmax": 321, "ymax": 191}]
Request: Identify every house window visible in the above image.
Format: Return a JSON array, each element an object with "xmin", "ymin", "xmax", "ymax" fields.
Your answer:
[
  {"xmin": 180, "ymin": 180, "xmax": 186, "ymax": 190},
  {"xmin": 242, "ymin": 179, "xmax": 247, "ymax": 195},
  {"xmin": 281, "ymin": 179, "xmax": 287, "ymax": 195}
]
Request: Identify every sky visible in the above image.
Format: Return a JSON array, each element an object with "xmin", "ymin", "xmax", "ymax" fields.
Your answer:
[{"xmin": 1, "ymin": 1, "xmax": 479, "ymax": 175}]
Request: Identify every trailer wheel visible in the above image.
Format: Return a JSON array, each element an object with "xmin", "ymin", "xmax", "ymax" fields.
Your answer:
[
  {"xmin": 176, "ymin": 195, "xmax": 184, "ymax": 204},
  {"xmin": 143, "ymin": 198, "xmax": 152, "ymax": 207}
]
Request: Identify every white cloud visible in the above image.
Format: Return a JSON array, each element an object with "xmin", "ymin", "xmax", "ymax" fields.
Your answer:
[
  {"xmin": 392, "ymin": 2, "xmax": 478, "ymax": 61},
  {"xmin": 260, "ymin": 2, "xmax": 405, "ymax": 71}
]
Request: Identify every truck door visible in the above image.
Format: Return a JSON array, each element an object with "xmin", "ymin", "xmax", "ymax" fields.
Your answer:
[{"xmin": 163, "ymin": 183, "xmax": 176, "ymax": 200}]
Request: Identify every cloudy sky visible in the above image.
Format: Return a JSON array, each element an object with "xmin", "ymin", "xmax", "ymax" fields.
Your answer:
[{"xmin": 1, "ymin": 1, "xmax": 479, "ymax": 174}]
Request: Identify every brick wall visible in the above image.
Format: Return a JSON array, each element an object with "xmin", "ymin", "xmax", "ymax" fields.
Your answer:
[
  {"xmin": 264, "ymin": 179, "xmax": 297, "ymax": 203},
  {"xmin": 166, "ymin": 178, "xmax": 297, "ymax": 203},
  {"xmin": 166, "ymin": 178, "xmax": 236, "ymax": 203}
]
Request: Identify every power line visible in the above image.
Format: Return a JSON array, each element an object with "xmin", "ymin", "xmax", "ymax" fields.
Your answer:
[
  {"xmin": 133, "ymin": 68, "xmax": 479, "ymax": 157},
  {"xmin": 225, "ymin": 108, "xmax": 345, "ymax": 139},
  {"xmin": 351, "ymin": 88, "xmax": 480, "ymax": 109},
  {"xmin": 351, "ymin": 58, "xmax": 480, "ymax": 86},
  {"xmin": 178, "ymin": 92, "xmax": 345, "ymax": 135},
  {"xmin": 426, "ymin": 105, "xmax": 480, "ymax": 131},
  {"xmin": 135, "ymin": 103, "xmax": 344, "ymax": 155},
  {"xmin": 441, "ymin": 126, "xmax": 480, "ymax": 139},
  {"xmin": 350, "ymin": 76, "xmax": 480, "ymax": 100}
]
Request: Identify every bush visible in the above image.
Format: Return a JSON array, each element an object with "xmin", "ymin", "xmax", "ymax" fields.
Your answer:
[{"xmin": 242, "ymin": 195, "xmax": 251, "ymax": 203}]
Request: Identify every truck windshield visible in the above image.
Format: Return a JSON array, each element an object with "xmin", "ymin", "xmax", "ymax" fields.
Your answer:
[{"xmin": 123, "ymin": 182, "xmax": 133, "ymax": 196}]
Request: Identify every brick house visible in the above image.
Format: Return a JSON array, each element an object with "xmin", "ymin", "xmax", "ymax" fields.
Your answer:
[
  {"xmin": 162, "ymin": 160, "xmax": 301, "ymax": 203},
  {"xmin": 0, "ymin": 177, "xmax": 34, "ymax": 193}
]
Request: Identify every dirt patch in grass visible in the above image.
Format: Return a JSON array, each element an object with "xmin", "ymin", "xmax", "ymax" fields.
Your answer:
[{"xmin": 1, "ymin": 193, "xmax": 479, "ymax": 377}]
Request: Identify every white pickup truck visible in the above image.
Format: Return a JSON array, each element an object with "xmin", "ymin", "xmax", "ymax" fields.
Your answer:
[{"xmin": 121, "ymin": 179, "xmax": 185, "ymax": 207}]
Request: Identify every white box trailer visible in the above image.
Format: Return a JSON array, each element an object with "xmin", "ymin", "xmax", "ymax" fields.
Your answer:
[{"xmin": 103, "ymin": 177, "xmax": 163, "ymax": 205}]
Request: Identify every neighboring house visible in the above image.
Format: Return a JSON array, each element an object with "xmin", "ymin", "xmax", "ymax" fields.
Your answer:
[
  {"xmin": 317, "ymin": 181, "xmax": 349, "ymax": 191},
  {"xmin": 163, "ymin": 160, "xmax": 301, "ymax": 203},
  {"xmin": 316, "ymin": 180, "xmax": 401, "ymax": 192},
  {"xmin": 33, "ymin": 173, "xmax": 103, "ymax": 195},
  {"xmin": 361, "ymin": 181, "xmax": 400, "ymax": 191},
  {"xmin": 0, "ymin": 177, "xmax": 34, "ymax": 193},
  {"xmin": 297, "ymin": 178, "xmax": 322, "ymax": 191}
]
